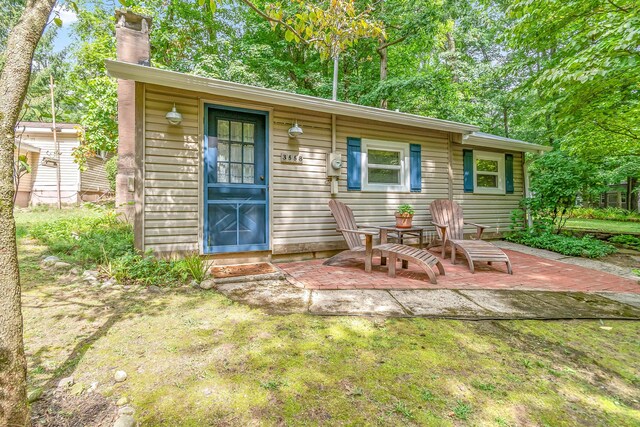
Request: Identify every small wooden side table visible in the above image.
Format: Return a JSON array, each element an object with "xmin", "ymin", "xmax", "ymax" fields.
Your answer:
[{"xmin": 378, "ymin": 226, "xmax": 425, "ymax": 269}]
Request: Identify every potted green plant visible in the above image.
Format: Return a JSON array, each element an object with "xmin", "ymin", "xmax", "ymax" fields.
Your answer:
[{"xmin": 395, "ymin": 203, "xmax": 415, "ymax": 229}]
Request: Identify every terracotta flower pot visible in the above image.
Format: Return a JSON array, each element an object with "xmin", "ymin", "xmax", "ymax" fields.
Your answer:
[{"xmin": 395, "ymin": 213, "xmax": 413, "ymax": 229}]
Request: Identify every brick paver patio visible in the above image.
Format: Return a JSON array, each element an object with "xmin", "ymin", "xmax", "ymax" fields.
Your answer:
[{"xmin": 278, "ymin": 249, "xmax": 640, "ymax": 294}]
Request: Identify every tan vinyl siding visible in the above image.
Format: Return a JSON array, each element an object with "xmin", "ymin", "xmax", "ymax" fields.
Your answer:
[
  {"xmin": 143, "ymin": 86, "xmax": 201, "ymax": 253},
  {"xmin": 271, "ymin": 113, "xmax": 452, "ymax": 253},
  {"xmin": 141, "ymin": 83, "xmax": 524, "ymax": 255},
  {"xmin": 451, "ymin": 145, "xmax": 524, "ymax": 236},
  {"xmin": 80, "ymin": 155, "xmax": 111, "ymax": 193}
]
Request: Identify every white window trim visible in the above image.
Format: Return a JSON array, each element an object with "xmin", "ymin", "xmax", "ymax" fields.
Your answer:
[
  {"xmin": 473, "ymin": 150, "xmax": 505, "ymax": 194},
  {"xmin": 361, "ymin": 139, "xmax": 410, "ymax": 192}
]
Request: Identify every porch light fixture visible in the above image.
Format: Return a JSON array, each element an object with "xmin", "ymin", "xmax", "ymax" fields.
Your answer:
[
  {"xmin": 287, "ymin": 121, "xmax": 303, "ymax": 138},
  {"xmin": 165, "ymin": 103, "xmax": 183, "ymax": 125}
]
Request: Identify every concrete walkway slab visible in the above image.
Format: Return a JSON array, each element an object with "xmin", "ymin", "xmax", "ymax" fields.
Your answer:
[
  {"xmin": 389, "ymin": 290, "xmax": 488, "ymax": 316},
  {"xmin": 458, "ymin": 290, "xmax": 529, "ymax": 315},
  {"xmin": 597, "ymin": 293, "xmax": 640, "ymax": 309},
  {"xmin": 215, "ymin": 280, "xmax": 309, "ymax": 314},
  {"xmin": 309, "ymin": 290, "xmax": 405, "ymax": 316}
]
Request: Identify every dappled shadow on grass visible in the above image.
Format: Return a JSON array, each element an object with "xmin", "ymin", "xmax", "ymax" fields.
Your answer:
[
  {"xmin": 86, "ymin": 295, "xmax": 640, "ymax": 427},
  {"xmin": 18, "ymin": 225, "xmax": 640, "ymax": 425}
]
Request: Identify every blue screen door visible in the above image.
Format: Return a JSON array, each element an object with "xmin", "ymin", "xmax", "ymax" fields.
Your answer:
[{"xmin": 203, "ymin": 106, "xmax": 268, "ymax": 253}]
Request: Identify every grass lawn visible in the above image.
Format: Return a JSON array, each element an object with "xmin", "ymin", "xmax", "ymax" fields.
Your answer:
[
  {"xmin": 17, "ymin": 208, "xmax": 640, "ymax": 426},
  {"xmin": 565, "ymin": 218, "xmax": 640, "ymax": 234}
]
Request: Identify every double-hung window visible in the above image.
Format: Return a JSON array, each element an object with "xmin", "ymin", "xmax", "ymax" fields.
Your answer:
[
  {"xmin": 361, "ymin": 139, "xmax": 410, "ymax": 192},
  {"xmin": 473, "ymin": 151, "xmax": 505, "ymax": 194}
]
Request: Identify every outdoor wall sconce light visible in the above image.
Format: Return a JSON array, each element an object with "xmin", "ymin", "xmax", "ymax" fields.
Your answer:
[
  {"xmin": 287, "ymin": 121, "xmax": 303, "ymax": 138},
  {"xmin": 165, "ymin": 103, "xmax": 183, "ymax": 125}
]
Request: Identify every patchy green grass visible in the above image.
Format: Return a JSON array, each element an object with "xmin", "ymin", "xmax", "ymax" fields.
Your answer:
[
  {"xmin": 17, "ymin": 208, "xmax": 640, "ymax": 426},
  {"xmin": 565, "ymin": 218, "xmax": 640, "ymax": 234}
]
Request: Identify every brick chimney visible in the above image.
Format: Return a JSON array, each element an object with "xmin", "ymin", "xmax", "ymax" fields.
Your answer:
[{"xmin": 114, "ymin": 10, "xmax": 151, "ymax": 249}]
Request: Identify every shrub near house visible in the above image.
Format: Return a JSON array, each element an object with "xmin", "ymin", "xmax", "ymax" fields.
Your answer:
[{"xmin": 30, "ymin": 208, "xmax": 209, "ymax": 285}]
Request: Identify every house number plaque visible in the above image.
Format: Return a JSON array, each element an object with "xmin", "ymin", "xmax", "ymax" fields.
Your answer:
[{"xmin": 280, "ymin": 151, "xmax": 303, "ymax": 164}]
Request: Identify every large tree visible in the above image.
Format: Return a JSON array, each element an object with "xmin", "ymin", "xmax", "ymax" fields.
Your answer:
[{"xmin": 0, "ymin": 0, "xmax": 56, "ymax": 425}]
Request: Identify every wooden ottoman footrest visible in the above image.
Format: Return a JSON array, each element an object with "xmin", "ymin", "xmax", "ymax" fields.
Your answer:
[
  {"xmin": 378, "ymin": 243, "xmax": 445, "ymax": 284},
  {"xmin": 450, "ymin": 240, "xmax": 512, "ymax": 274}
]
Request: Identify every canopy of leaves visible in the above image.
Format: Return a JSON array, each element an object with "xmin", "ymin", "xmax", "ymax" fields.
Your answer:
[{"xmin": 12, "ymin": 0, "xmax": 639, "ymax": 193}]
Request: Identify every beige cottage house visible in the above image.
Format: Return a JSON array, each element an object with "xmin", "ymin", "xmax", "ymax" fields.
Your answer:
[
  {"xmin": 108, "ymin": 11, "xmax": 550, "ymax": 262},
  {"xmin": 14, "ymin": 122, "xmax": 112, "ymax": 207}
]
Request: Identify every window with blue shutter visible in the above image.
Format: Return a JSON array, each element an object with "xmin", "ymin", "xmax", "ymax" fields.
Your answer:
[
  {"xmin": 410, "ymin": 143, "xmax": 422, "ymax": 192},
  {"xmin": 505, "ymin": 154, "xmax": 514, "ymax": 194},
  {"xmin": 463, "ymin": 149, "xmax": 474, "ymax": 193},
  {"xmin": 347, "ymin": 137, "xmax": 362, "ymax": 191}
]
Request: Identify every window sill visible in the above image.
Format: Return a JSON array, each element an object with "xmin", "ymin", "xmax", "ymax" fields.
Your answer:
[{"xmin": 473, "ymin": 188, "xmax": 506, "ymax": 195}]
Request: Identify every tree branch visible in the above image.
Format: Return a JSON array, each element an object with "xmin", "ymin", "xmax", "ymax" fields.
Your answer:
[
  {"xmin": 605, "ymin": 0, "xmax": 630, "ymax": 13},
  {"xmin": 239, "ymin": 0, "xmax": 307, "ymax": 43},
  {"xmin": 592, "ymin": 120, "xmax": 639, "ymax": 141},
  {"xmin": 377, "ymin": 34, "xmax": 408, "ymax": 51}
]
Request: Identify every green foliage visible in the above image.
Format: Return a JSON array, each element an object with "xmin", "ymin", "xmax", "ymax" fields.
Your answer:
[
  {"xmin": 507, "ymin": 0, "xmax": 639, "ymax": 158},
  {"xmin": 572, "ymin": 207, "xmax": 640, "ymax": 223},
  {"xmin": 105, "ymin": 155, "xmax": 117, "ymax": 191},
  {"xmin": 102, "ymin": 252, "xmax": 188, "ymax": 286},
  {"xmin": 29, "ymin": 209, "xmax": 208, "ymax": 286},
  {"xmin": 452, "ymin": 401, "xmax": 472, "ymax": 420},
  {"xmin": 396, "ymin": 203, "xmax": 414, "ymax": 215},
  {"xmin": 264, "ymin": 0, "xmax": 384, "ymax": 60},
  {"xmin": 527, "ymin": 150, "xmax": 605, "ymax": 232},
  {"xmin": 30, "ymin": 210, "xmax": 133, "ymax": 265},
  {"xmin": 609, "ymin": 235, "xmax": 640, "ymax": 251},
  {"xmin": 176, "ymin": 253, "xmax": 214, "ymax": 283},
  {"xmin": 506, "ymin": 232, "xmax": 616, "ymax": 258}
]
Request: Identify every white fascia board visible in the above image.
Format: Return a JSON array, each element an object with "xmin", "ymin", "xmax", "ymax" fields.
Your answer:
[
  {"xmin": 17, "ymin": 126, "xmax": 80, "ymax": 136},
  {"xmin": 463, "ymin": 132, "xmax": 552, "ymax": 153},
  {"xmin": 16, "ymin": 142, "xmax": 41, "ymax": 153},
  {"xmin": 105, "ymin": 60, "xmax": 480, "ymax": 135}
]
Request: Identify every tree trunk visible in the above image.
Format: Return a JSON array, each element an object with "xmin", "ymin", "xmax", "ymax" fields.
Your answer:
[
  {"xmin": 503, "ymin": 106, "xmax": 509, "ymax": 138},
  {"xmin": 446, "ymin": 31, "xmax": 458, "ymax": 83},
  {"xmin": 378, "ymin": 37, "xmax": 388, "ymax": 109},
  {"xmin": 0, "ymin": 0, "xmax": 56, "ymax": 425}
]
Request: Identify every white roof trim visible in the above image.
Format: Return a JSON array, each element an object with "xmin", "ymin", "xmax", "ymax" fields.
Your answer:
[
  {"xmin": 16, "ymin": 142, "xmax": 40, "ymax": 153},
  {"xmin": 16, "ymin": 126, "xmax": 80, "ymax": 136},
  {"xmin": 105, "ymin": 60, "xmax": 480, "ymax": 135},
  {"xmin": 463, "ymin": 132, "xmax": 552, "ymax": 153}
]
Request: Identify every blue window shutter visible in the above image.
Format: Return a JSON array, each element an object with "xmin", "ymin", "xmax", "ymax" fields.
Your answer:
[
  {"xmin": 410, "ymin": 143, "xmax": 422, "ymax": 192},
  {"xmin": 463, "ymin": 149, "xmax": 474, "ymax": 193},
  {"xmin": 347, "ymin": 137, "xmax": 361, "ymax": 191},
  {"xmin": 505, "ymin": 153, "xmax": 514, "ymax": 194}
]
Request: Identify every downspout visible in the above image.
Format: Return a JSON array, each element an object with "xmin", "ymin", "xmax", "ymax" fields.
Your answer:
[
  {"xmin": 330, "ymin": 114, "xmax": 338, "ymax": 195},
  {"xmin": 523, "ymin": 152, "xmax": 536, "ymax": 230}
]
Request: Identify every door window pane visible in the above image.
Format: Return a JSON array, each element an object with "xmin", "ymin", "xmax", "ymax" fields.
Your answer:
[
  {"xmin": 217, "ymin": 120, "xmax": 229, "ymax": 140},
  {"xmin": 369, "ymin": 168, "xmax": 400, "ymax": 184},
  {"xmin": 231, "ymin": 121, "xmax": 242, "ymax": 142},
  {"xmin": 243, "ymin": 164, "xmax": 254, "ymax": 183},
  {"xmin": 217, "ymin": 142, "xmax": 229, "ymax": 162},
  {"xmin": 217, "ymin": 162, "xmax": 229, "ymax": 183},
  {"xmin": 369, "ymin": 149, "xmax": 400, "ymax": 166},
  {"xmin": 477, "ymin": 174, "xmax": 498, "ymax": 188},
  {"xmin": 230, "ymin": 163, "xmax": 243, "ymax": 183},
  {"xmin": 230, "ymin": 144, "xmax": 242, "ymax": 162},
  {"xmin": 243, "ymin": 145, "xmax": 254, "ymax": 163},
  {"xmin": 243, "ymin": 123, "xmax": 255, "ymax": 143}
]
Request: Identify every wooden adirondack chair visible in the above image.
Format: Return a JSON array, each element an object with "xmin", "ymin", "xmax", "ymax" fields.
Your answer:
[
  {"xmin": 429, "ymin": 199, "xmax": 512, "ymax": 274},
  {"xmin": 325, "ymin": 200, "xmax": 445, "ymax": 284}
]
